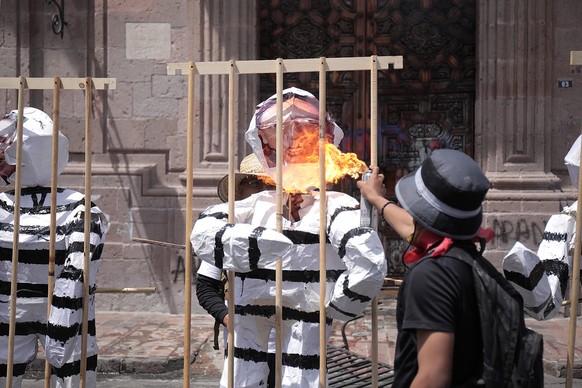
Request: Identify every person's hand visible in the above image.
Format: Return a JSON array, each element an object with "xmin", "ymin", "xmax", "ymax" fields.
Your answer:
[
  {"xmin": 222, "ymin": 314, "xmax": 229, "ymax": 328},
  {"xmin": 356, "ymin": 166, "xmax": 386, "ymax": 208}
]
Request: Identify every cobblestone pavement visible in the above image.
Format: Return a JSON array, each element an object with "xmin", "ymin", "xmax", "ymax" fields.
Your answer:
[{"xmin": 21, "ymin": 291, "xmax": 582, "ymax": 386}]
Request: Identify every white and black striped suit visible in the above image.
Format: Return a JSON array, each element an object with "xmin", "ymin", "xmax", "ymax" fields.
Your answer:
[
  {"xmin": 0, "ymin": 187, "xmax": 107, "ymax": 388},
  {"xmin": 191, "ymin": 190, "xmax": 386, "ymax": 387},
  {"xmin": 503, "ymin": 204, "xmax": 574, "ymax": 320}
]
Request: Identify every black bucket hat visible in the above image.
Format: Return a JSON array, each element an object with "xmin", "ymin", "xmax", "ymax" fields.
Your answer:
[{"xmin": 395, "ymin": 149, "xmax": 490, "ymax": 240}]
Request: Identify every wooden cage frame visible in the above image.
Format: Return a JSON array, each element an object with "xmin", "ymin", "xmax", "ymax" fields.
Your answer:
[
  {"xmin": 167, "ymin": 55, "xmax": 403, "ymax": 388},
  {"xmin": 0, "ymin": 76, "xmax": 116, "ymax": 388}
]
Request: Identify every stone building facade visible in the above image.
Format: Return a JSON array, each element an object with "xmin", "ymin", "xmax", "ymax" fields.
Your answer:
[{"xmin": 0, "ymin": 0, "xmax": 581, "ymax": 312}]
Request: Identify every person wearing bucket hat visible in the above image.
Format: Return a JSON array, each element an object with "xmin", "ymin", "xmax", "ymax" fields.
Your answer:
[
  {"xmin": 358, "ymin": 149, "xmax": 492, "ymax": 387},
  {"xmin": 191, "ymin": 88, "xmax": 386, "ymax": 387},
  {"xmin": 0, "ymin": 108, "xmax": 109, "ymax": 388}
]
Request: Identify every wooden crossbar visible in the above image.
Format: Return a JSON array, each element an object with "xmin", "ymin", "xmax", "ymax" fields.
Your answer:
[
  {"xmin": 167, "ymin": 56, "xmax": 403, "ymax": 75},
  {"xmin": 0, "ymin": 77, "xmax": 116, "ymax": 90}
]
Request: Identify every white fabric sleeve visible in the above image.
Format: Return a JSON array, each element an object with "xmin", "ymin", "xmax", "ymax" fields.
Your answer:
[
  {"xmin": 325, "ymin": 193, "xmax": 387, "ymax": 320},
  {"xmin": 198, "ymin": 260, "xmax": 222, "ymax": 280},
  {"xmin": 191, "ymin": 201, "xmax": 293, "ymax": 272}
]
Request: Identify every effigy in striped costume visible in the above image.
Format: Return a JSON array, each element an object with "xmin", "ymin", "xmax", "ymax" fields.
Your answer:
[
  {"xmin": 503, "ymin": 135, "xmax": 580, "ymax": 320},
  {"xmin": 0, "ymin": 108, "xmax": 108, "ymax": 388},
  {"xmin": 191, "ymin": 88, "xmax": 387, "ymax": 387}
]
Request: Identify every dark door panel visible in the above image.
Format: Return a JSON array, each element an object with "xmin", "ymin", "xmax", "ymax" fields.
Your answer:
[{"xmin": 259, "ymin": 0, "xmax": 476, "ymax": 276}]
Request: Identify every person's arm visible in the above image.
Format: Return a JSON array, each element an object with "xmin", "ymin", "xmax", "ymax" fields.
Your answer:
[
  {"xmin": 411, "ymin": 330, "xmax": 454, "ymax": 388},
  {"xmin": 196, "ymin": 273, "xmax": 229, "ymax": 327},
  {"xmin": 356, "ymin": 166, "xmax": 414, "ymax": 240}
]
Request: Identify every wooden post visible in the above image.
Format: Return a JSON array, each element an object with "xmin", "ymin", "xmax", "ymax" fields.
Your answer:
[
  {"xmin": 566, "ymin": 50, "xmax": 582, "ymax": 388},
  {"xmin": 182, "ymin": 61, "xmax": 196, "ymax": 388},
  {"xmin": 6, "ymin": 77, "xmax": 26, "ymax": 388},
  {"xmin": 80, "ymin": 77, "xmax": 94, "ymax": 388},
  {"xmin": 44, "ymin": 77, "xmax": 62, "ymax": 388},
  {"xmin": 226, "ymin": 60, "xmax": 236, "ymax": 388},
  {"xmin": 274, "ymin": 58, "xmax": 284, "ymax": 388},
  {"xmin": 370, "ymin": 55, "xmax": 380, "ymax": 388},
  {"xmin": 318, "ymin": 57, "xmax": 328, "ymax": 388}
]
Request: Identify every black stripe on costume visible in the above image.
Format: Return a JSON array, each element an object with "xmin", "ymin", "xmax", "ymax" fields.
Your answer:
[
  {"xmin": 233, "ymin": 347, "xmax": 319, "ymax": 371},
  {"xmin": 52, "ymin": 354, "xmax": 98, "ymax": 379},
  {"xmin": 0, "ymin": 222, "xmax": 67, "ymax": 236},
  {"xmin": 0, "ymin": 362, "xmax": 28, "ymax": 378},
  {"xmin": 51, "ymin": 295, "xmax": 83, "ymax": 310},
  {"xmin": 338, "ymin": 227, "xmax": 372, "ymax": 259},
  {"xmin": 68, "ymin": 241, "xmax": 104, "ymax": 260},
  {"xmin": 249, "ymin": 226, "xmax": 267, "ymax": 270},
  {"xmin": 0, "ymin": 321, "xmax": 47, "ymax": 336},
  {"xmin": 57, "ymin": 266, "xmax": 83, "ymax": 282},
  {"xmin": 235, "ymin": 269, "xmax": 342, "ymax": 283},
  {"xmin": 341, "ymin": 276, "xmax": 372, "ymax": 303},
  {"xmin": 524, "ymin": 293, "xmax": 554, "ymax": 314},
  {"xmin": 542, "ymin": 298, "xmax": 557, "ymax": 318},
  {"xmin": 214, "ymin": 224, "xmax": 234, "ymax": 269},
  {"xmin": 327, "ymin": 205, "xmax": 358, "ymax": 235},
  {"xmin": 541, "ymin": 231, "xmax": 568, "ymax": 243},
  {"xmin": 503, "ymin": 261, "xmax": 546, "ymax": 291},
  {"xmin": 283, "ymin": 352, "xmax": 319, "ymax": 371},
  {"xmin": 0, "ymin": 247, "xmax": 67, "ymax": 265},
  {"xmin": 198, "ymin": 211, "xmax": 228, "ymax": 220},
  {"xmin": 47, "ymin": 320, "xmax": 97, "ymax": 344},
  {"xmin": 328, "ymin": 302, "xmax": 359, "ymax": 318},
  {"xmin": 0, "ymin": 217, "xmax": 104, "ymax": 237},
  {"xmin": 543, "ymin": 259, "xmax": 570, "ymax": 298},
  {"xmin": 0, "ymin": 280, "xmax": 47, "ymax": 297},
  {"xmin": 66, "ymin": 219, "xmax": 104, "ymax": 236},
  {"xmin": 235, "ymin": 304, "xmax": 332, "ymax": 325},
  {"xmin": 0, "ymin": 188, "xmax": 81, "ymax": 216},
  {"xmin": 282, "ymin": 230, "xmax": 329, "ymax": 245},
  {"xmin": 233, "ymin": 346, "xmax": 268, "ymax": 363}
]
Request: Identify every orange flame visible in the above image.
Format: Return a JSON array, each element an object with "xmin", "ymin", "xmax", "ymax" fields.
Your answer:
[{"xmin": 259, "ymin": 132, "xmax": 368, "ymax": 193}]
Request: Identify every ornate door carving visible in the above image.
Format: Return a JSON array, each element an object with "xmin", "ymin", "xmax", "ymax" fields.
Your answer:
[{"xmin": 259, "ymin": 0, "xmax": 476, "ymax": 275}]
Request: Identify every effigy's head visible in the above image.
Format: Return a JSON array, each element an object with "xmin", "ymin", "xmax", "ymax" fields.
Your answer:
[
  {"xmin": 565, "ymin": 135, "xmax": 581, "ymax": 189},
  {"xmin": 0, "ymin": 107, "xmax": 69, "ymax": 187},
  {"xmin": 246, "ymin": 87, "xmax": 366, "ymax": 193}
]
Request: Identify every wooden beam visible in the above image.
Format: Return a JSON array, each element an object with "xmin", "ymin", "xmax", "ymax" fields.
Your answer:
[
  {"xmin": 167, "ymin": 56, "xmax": 404, "ymax": 76},
  {"xmin": 0, "ymin": 77, "xmax": 116, "ymax": 90}
]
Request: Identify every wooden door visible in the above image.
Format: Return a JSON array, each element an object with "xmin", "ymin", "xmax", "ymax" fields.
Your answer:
[{"xmin": 259, "ymin": 0, "xmax": 476, "ymax": 275}]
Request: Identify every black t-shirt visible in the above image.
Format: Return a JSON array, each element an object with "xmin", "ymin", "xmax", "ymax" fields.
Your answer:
[{"xmin": 392, "ymin": 249, "xmax": 483, "ymax": 387}]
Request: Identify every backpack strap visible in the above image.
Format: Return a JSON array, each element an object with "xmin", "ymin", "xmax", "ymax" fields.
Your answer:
[{"xmin": 435, "ymin": 243, "xmax": 479, "ymax": 268}]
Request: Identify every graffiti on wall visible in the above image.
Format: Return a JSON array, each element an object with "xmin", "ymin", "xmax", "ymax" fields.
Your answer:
[{"xmin": 490, "ymin": 218, "xmax": 547, "ymax": 248}]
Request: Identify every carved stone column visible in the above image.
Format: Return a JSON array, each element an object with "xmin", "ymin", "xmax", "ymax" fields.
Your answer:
[
  {"xmin": 475, "ymin": 0, "xmax": 558, "ymax": 191},
  {"xmin": 189, "ymin": 0, "xmax": 258, "ymax": 198}
]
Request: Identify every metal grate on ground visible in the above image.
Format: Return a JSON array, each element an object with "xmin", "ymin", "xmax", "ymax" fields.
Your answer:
[{"xmin": 327, "ymin": 346, "xmax": 394, "ymax": 387}]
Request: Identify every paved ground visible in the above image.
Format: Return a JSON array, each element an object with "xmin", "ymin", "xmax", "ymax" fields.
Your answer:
[{"xmin": 20, "ymin": 290, "xmax": 582, "ymax": 387}]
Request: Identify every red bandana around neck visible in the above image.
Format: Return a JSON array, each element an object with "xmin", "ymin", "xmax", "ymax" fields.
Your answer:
[{"xmin": 403, "ymin": 227, "xmax": 495, "ymax": 265}]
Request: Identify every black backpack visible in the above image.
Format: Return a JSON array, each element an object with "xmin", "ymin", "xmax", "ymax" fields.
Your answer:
[{"xmin": 443, "ymin": 245, "xmax": 544, "ymax": 388}]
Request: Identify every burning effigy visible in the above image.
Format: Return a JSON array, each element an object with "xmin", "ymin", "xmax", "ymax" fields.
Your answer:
[
  {"xmin": 503, "ymin": 136, "xmax": 579, "ymax": 320},
  {"xmin": 191, "ymin": 88, "xmax": 386, "ymax": 387}
]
